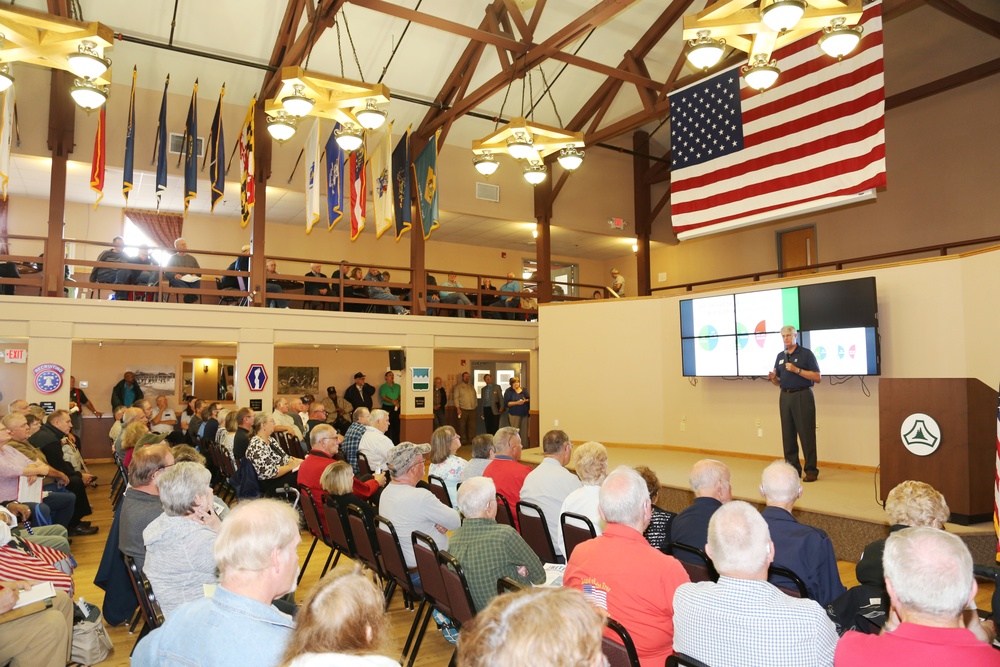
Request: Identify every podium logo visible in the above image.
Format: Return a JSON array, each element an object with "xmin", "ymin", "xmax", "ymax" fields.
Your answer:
[{"xmin": 900, "ymin": 413, "xmax": 941, "ymax": 457}]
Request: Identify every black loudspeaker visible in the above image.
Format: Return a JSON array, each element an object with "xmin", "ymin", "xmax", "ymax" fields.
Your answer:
[{"xmin": 388, "ymin": 350, "xmax": 405, "ymax": 370}]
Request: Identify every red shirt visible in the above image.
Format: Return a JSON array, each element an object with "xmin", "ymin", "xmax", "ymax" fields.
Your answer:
[
  {"xmin": 483, "ymin": 457, "xmax": 532, "ymax": 530},
  {"xmin": 298, "ymin": 451, "xmax": 378, "ymax": 533},
  {"xmin": 564, "ymin": 523, "xmax": 690, "ymax": 667},
  {"xmin": 836, "ymin": 623, "xmax": 1000, "ymax": 667}
]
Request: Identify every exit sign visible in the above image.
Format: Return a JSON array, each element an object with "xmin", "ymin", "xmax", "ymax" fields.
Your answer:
[{"xmin": 4, "ymin": 349, "xmax": 26, "ymax": 364}]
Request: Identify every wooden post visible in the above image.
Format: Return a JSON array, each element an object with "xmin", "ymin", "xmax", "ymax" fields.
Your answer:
[
  {"xmin": 633, "ymin": 130, "xmax": 652, "ymax": 296},
  {"xmin": 249, "ymin": 101, "xmax": 270, "ymax": 307},
  {"xmin": 44, "ymin": 70, "xmax": 74, "ymax": 298},
  {"xmin": 534, "ymin": 167, "xmax": 553, "ymax": 303},
  {"xmin": 410, "ymin": 135, "xmax": 427, "ymax": 315}
]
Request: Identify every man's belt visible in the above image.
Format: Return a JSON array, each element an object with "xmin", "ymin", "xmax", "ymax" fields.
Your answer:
[{"xmin": 781, "ymin": 387, "xmax": 809, "ymax": 393}]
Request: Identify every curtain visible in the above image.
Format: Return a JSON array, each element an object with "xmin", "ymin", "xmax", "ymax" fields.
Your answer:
[{"xmin": 125, "ymin": 209, "xmax": 183, "ymax": 250}]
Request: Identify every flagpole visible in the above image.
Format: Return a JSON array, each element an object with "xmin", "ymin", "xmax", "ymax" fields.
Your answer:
[
  {"xmin": 202, "ymin": 82, "xmax": 224, "ymax": 171},
  {"xmin": 151, "ymin": 74, "xmax": 169, "ymax": 166}
]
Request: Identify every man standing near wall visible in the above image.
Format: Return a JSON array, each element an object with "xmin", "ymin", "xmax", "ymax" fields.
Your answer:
[
  {"xmin": 452, "ymin": 372, "xmax": 478, "ymax": 444},
  {"xmin": 767, "ymin": 325, "xmax": 822, "ymax": 482},
  {"xmin": 481, "ymin": 374, "xmax": 502, "ymax": 436}
]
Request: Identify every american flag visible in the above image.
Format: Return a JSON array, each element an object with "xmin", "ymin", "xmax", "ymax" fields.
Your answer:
[
  {"xmin": 669, "ymin": 2, "xmax": 885, "ymax": 239},
  {"xmin": 582, "ymin": 582, "xmax": 609, "ymax": 610}
]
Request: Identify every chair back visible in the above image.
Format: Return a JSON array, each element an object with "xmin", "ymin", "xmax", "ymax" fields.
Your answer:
[
  {"xmin": 666, "ymin": 653, "xmax": 713, "ymax": 667},
  {"xmin": 346, "ymin": 504, "xmax": 383, "ymax": 576},
  {"xmin": 123, "ymin": 554, "xmax": 164, "ymax": 632},
  {"xmin": 669, "ymin": 542, "xmax": 719, "ymax": 582},
  {"xmin": 411, "ymin": 531, "xmax": 453, "ymax": 618},
  {"xmin": 322, "ymin": 497, "xmax": 356, "ymax": 558},
  {"xmin": 273, "ymin": 431, "xmax": 294, "ymax": 456},
  {"xmin": 375, "ymin": 515, "xmax": 419, "ymax": 597},
  {"xmin": 516, "ymin": 501, "xmax": 558, "ymax": 563},
  {"xmin": 357, "ymin": 451, "xmax": 374, "ymax": 476},
  {"xmin": 561, "ymin": 511, "xmax": 597, "ymax": 559},
  {"xmin": 603, "ymin": 616, "xmax": 641, "ymax": 667},
  {"xmin": 298, "ymin": 486, "xmax": 328, "ymax": 543},
  {"xmin": 768, "ymin": 564, "xmax": 809, "ymax": 598},
  {"xmin": 496, "ymin": 576, "xmax": 528, "ymax": 596},
  {"xmin": 438, "ymin": 550, "xmax": 478, "ymax": 626},
  {"xmin": 494, "ymin": 493, "xmax": 515, "ymax": 529},
  {"xmin": 427, "ymin": 474, "xmax": 452, "ymax": 506}
]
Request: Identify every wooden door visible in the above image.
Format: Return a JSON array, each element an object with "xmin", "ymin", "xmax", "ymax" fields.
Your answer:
[{"xmin": 778, "ymin": 226, "xmax": 817, "ymax": 276}]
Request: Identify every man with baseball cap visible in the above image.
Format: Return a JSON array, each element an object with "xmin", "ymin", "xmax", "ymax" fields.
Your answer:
[
  {"xmin": 344, "ymin": 372, "xmax": 375, "ymax": 412},
  {"xmin": 321, "ymin": 386, "xmax": 352, "ymax": 433}
]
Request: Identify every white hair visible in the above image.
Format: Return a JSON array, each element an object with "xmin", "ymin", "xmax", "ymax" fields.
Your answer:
[
  {"xmin": 157, "ymin": 462, "xmax": 211, "ymax": 516},
  {"xmin": 215, "ymin": 499, "xmax": 300, "ymax": 577},
  {"xmin": 598, "ymin": 466, "xmax": 649, "ymax": 527},
  {"xmin": 884, "ymin": 526, "xmax": 974, "ymax": 619},
  {"xmin": 458, "ymin": 477, "xmax": 496, "ymax": 519},
  {"xmin": 689, "ymin": 459, "xmax": 730, "ymax": 497},
  {"xmin": 707, "ymin": 501, "xmax": 771, "ymax": 576},
  {"xmin": 760, "ymin": 460, "xmax": 801, "ymax": 504}
]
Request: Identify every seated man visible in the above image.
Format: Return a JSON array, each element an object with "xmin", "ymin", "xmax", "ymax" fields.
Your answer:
[
  {"xmin": 358, "ymin": 409, "xmax": 394, "ymax": 472},
  {"xmin": 673, "ymin": 500, "xmax": 838, "ymax": 666},
  {"xmin": 0, "ymin": 579, "xmax": 74, "ymax": 667},
  {"xmin": 449, "ymin": 477, "xmax": 545, "ymax": 612},
  {"xmin": 564, "ymin": 466, "xmax": 689, "ymax": 666},
  {"xmin": 2, "ymin": 413, "xmax": 76, "ymax": 530},
  {"xmin": 488, "ymin": 272, "xmax": 521, "ymax": 319},
  {"xmin": 164, "ymin": 237, "xmax": 201, "ymax": 303},
  {"xmin": 438, "ymin": 272, "xmax": 473, "ymax": 317},
  {"xmin": 133, "ymin": 499, "xmax": 300, "ymax": 667},
  {"xmin": 341, "ymin": 407, "xmax": 370, "ymax": 474},
  {"xmin": 519, "ymin": 429, "xmax": 581, "ymax": 560},
  {"xmin": 760, "ymin": 460, "xmax": 845, "ymax": 606},
  {"xmin": 90, "ymin": 235, "xmax": 127, "ymax": 284},
  {"xmin": 363, "ymin": 266, "xmax": 408, "ymax": 315},
  {"xmin": 264, "ymin": 259, "xmax": 289, "ymax": 308},
  {"xmin": 304, "ymin": 263, "xmax": 332, "ymax": 309},
  {"xmin": 835, "ymin": 527, "xmax": 999, "ymax": 665},
  {"xmin": 28, "ymin": 410, "xmax": 98, "ymax": 536},
  {"xmin": 271, "ymin": 398, "xmax": 303, "ymax": 441},
  {"xmin": 119, "ymin": 444, "xmax": 174, "ymax": 571},
  {"xmin": 296, "ymin": 424, "xmax": 343, "ymax": 512},
  {"xmin": 482, "ymin": 426, "xmax": 531, "ymax": 530},
  {"xmin": 670, "ymin": 459, "xmax": 732, "ymax": 564},
  {"xmin": 459, "ymin": 433, "xmax": 495, "ymax": 482},
  {"xmin": 114, "ymin": 246, "xmax": 157, "ymax": 300}
]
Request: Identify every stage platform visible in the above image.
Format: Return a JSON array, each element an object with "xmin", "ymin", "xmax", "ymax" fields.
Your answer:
[{"xmin": 520, "ymin": 445, "xmax": 998, "ymax": 565}]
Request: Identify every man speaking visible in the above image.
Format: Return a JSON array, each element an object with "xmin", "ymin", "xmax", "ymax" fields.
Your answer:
[{"xmin": 767, "ymin": 325, "xmax": 821, "ymax": 482}]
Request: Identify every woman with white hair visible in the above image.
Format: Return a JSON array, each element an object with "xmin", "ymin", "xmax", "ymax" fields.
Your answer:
[
  {"xmin": 556, "ymin": 441, "xmax": 608, "ymax": 555},
  {"xmin": 142, "ymin": 462, "xmax": 222, "ymax": 617},
  {"xmin": 246, "ymin": 412, "xmax": 303, "ymax": 497}
]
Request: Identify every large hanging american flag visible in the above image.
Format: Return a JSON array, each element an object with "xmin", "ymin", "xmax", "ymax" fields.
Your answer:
[{"xmin": 669, "ymin": 2, "xmax": 885, "ymax": 239}]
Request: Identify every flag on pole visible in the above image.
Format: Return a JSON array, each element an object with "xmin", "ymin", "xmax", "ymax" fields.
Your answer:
[
  {"xmin": 413, "ymin": 129, "xmax": 440, "ymax": 240},
  {"xmin": 348, "ymin": 141, "xmax": 367, "ymax": 240},
  {"xmin": 392, "ymin": 126, "xmax": 412, "ymax": 240},
  {"xmin": 183, "ymin": 79, "xmax": 198, "ymax": 213},
  {"xmin": 207, "ymin": 83, "xmax": 225, "ymax": 212},
  {"xmin": 369, "ymin": 123, "xmax": 394, "ymax": 238},
  {"xmin": 155, "ymin": 75, "xmax": 170, "ymax": 210},
  {"xmin": 668, "ymin": 3, "xmax": 885, "ymax": 239},
  {"xmin": 0, "ymin": 88, "xmax": 14, "ymax": 200},
  {"xmin": 122, "ymin": 66, "xmax": 136, "ymax": 203},
  {"xmin": 304, "ymin": 118, "xmax": 321, "ymax": 233},
  {"xmin": 89, "ymin": 106, "xmax": 106, "ymax": 208},
  {"xmin": 238, "ymin": 99, "xmax": 256, "ymax": 228},
  {"xmin": 325, "ymin": 125, "xmax": 345, "ymax": 231}
]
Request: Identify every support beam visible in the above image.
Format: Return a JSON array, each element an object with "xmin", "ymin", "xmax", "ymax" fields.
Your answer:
[
  {"xmin": 632, "ymin": 131, "xmax": 651, "ymax": 296},
  {"xmin": 349, "ymin": 0, "xmax": 526, "ymax": 52},
  {"xmin": 259, "ymin": 0, "xmax": 346, "ymax": 101},
  {"xmin": 885, "ymin": 56, "xmax": 1000, "ymax": 110},
  {"xmin": 534, "ymin": 170, "xmax": 553, "ymax": 304},
  {"xmin": 926, "ymin": 0, "xmax": 1000, "ymax": 40},
  {"xmin": 249, "ymin": 101, "xmax": 271, "ymax": 307},
  {"xmin": 44, "ymin": 69, "xmax": 73, "ymax": 298}
]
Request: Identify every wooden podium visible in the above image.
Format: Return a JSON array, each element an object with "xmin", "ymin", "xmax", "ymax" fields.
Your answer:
[{"xmin": 879, "ymin": 378, "xmax": 997, "ymax": 525}]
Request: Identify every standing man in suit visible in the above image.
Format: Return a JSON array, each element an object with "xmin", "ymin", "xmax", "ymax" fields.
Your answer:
[
  {"xmin": 481, "ymin": 374, "xmax": 502, "ymax": 436},
  {"xmin": 767, "ymin": 325, "xmax": 822, "ymax": 482},
  {"xmin": 344, "ymin": 372, "xmax": 375, "ymax": 412}
]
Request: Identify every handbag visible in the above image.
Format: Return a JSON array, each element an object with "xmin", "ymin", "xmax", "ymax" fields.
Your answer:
[{"xmin": 72, "ymin": 599, "xmax": 114, "ymax": 665}]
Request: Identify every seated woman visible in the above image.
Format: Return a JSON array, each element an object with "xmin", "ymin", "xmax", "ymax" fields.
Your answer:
[
  {"xmin": 321, "ymin": 461, "xmax": 379, "ymax": 529},
  {"xmin": 246, "ymin": 413, "xmax": 302, "ymax": 497},
  {"xmin": 142, "ymin": 462, "xmax": 222, "ymax": 617},
  {"xmin": 556, "ymin": 441, "xmax": 607, "ymax": 555},
  {"xmin": 121, "ymin": 420, "xmax": 150, "ymax": 469},
  {"xmin": 634, "ymin": 465, "xmax": 676, "ymax": 552},
  {"xmin": 217, "ymin": 409, "xmax": 238, "ymax": 465},
  {"xmin": 428, "ymin": 426, "xmax": 465, "ymax": 508},
  {"xmin": 278, "ymin": 569, "xmax": 398, "ymax": 667}
]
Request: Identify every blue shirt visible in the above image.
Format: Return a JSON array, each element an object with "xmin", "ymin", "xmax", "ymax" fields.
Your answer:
[
  {"xmin": 761, "ymin": 506, "xmax": 846, "ymax": 606},
  {"xmin": 773, "ymin": 345, "xmax": 819, "ymax": 390},
  {"xmin": 132, "ymin": 585, "xmax": 294, "ymax": 667},
  {"xmin": 482, "ymin": 384, "xmax": 494, "ymax": 410}
]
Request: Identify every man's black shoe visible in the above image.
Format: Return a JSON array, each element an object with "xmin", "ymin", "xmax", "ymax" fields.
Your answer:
[
  {"xmin": 68, "ymin": 524, "xmax": 99, "ymax": 536},
  {"xmin": 77, "ymin": 520, "xmax": 92, "ymax": 528}
]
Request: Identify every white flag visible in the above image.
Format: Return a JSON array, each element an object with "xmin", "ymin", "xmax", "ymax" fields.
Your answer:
[
  {"xmin": 369, "ymin": 123, "xmax": 394, "ymax": 238},
  {"xmin": 0, "ymin": 88, "xmax": 13, "ymax": 200},
  {"xmin": 305, "ymin": 118, "xmax": 320, "ymax": 233}
]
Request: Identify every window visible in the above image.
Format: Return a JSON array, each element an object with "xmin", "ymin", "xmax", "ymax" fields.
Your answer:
[
  {"xmin": 123, "ymin": 218, "xmax": 168, "ymax": 265},
  {"xmin": 521, "ymin": 259, "xmax": 579, "ymax": 298}
]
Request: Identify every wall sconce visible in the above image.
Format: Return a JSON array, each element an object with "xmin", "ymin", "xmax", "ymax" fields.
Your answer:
[{"xmin": 202, "ymin": 362, "xmax": 209, "ymax": 374}]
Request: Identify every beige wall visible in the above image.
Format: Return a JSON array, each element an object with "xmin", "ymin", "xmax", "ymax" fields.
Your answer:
[{"xmin": 538, "ymin": 247, "xmax": 1000, "ymax": 469}]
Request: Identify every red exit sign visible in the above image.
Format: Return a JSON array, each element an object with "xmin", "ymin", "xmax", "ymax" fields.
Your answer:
[{"xmin": 4, "ymin": 349, "xmax": 27, "ymax": 364}]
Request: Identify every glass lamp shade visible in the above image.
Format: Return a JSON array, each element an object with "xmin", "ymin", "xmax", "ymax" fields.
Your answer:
[
  {"xmin": 761, "ymin": 0, "xmax": 806, "ymax": 33},
  {"xmin": 819, "ymin": 23, "xmax": 864, "ymax": 59},
  {"xmin": 0, "ymin": 65, "xmax": 13, "ymax": 92},
  {"xmin": 741, "ymin": 59, "xmax": 780, "ymax": 92},
  {"xmin": 266, "ymin": 113, "xmax": 297, "ymax": 142},
  {"xmin": 473, "ymin": 153, "xmax": 499, "ymax": 176},
  {"xmin": 557, "ymin": 146, "xmax": 585, "ymax": 170},
  {"xmin": 334, "ymin": 124, "xmax": 364, "ymax": 152},
  {"xmin": 523, "ymin": 163, "xmax": 547, "ymax": 185},
  {"xmin": 506, "ymin": 136, "xmax": 535, "ymax": 160},
  {"xmin": 67, "ymin": 51, "xmax": 110, "ymax": 80},
  {"xmin": 686, "ymin": 32, "xmax": 726, "ymax": 71},
  {"xmin": 70, "ymin": 79, "xmax": 108, "ymax": 110},
  {"xmin": 355, "ymin": 99, "xmax": 388, "ymax": 130},
  {"xmin": 281, "ymin": 94, "xmax": 314, "ymax": 117}
]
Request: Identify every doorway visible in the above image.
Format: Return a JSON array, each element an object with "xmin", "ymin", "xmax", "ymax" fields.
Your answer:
[
  {"xmin": 470, "ymin": 359, "xmax": 528, "ymax": 444},
  {"xmin": 777, "ymin": 226, "xmax": 817, "ymax": 277}
]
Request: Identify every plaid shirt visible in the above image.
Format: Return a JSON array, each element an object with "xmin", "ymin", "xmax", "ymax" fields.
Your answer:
[
  {"xmin": 447, "ymin": 518, "xmax": 545, "ymax": 613},
  {"xmin": 673, "ymin": 576, "xmax": 838, "ymax": 667}
]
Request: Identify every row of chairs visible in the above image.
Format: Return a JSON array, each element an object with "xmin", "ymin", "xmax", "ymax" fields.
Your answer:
[{"xmin": 666, "ymin": 541, "xmax": 809, "ymax": 599}]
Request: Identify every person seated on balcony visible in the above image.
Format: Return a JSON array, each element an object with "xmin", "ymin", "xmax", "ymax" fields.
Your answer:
[
  {"xmin": 381, "ymin": 270, "xmax": 410, "ymax": 302},
  {"xmin": 164, "ymin": 238, "xmax": 201, "ymax": 304},
  {"xmin": 364, "ymin": 267, "xmax": 408, "ymax": 315},
  {"xmin": 344, "ymin": 266, "xmax": 365, "ymax": 313},
  {"xmin": 114, "ymin": 246, "xmax": 157, "ymax": 301},
  {"xmin": 438, "ymin": 272, "xmax": 473, "ymax": 317},
  {"xmin": 265, "ymin": 260, "xmax": 290, "ymax": 308},
  {"xmin": 89, "ymin": 236, "xmax": 127, "ymax": 285},
  {"xmin": 487, "ymin": 272, "xmax": 521, "ymax": 320},
  {"xmin": 219, "ymin": 245, "xmax": 249, "ymax": 291},
  {"xmin": 304, "ymin": 263, "xmax": 333, "ymax": 309}
]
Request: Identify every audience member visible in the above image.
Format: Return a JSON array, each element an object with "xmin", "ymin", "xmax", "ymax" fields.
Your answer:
[
  {"xmin": 218, "ymin": 409, "xmax": 239, "ymax": 462},
  {"xmin": 364, "ymin": 266, "xmax": 408, "ymax": 314},
  {"xmin": 342, "ymin": 407, "xmax": 371, "ymax": 474},
  {"xmin": 272, "ymin": 398, "xmax": 304, "ymax": 441},
  {"xmin": 246, "ymin": 412, "xmax": 303, "ymax": 496},
  {"xmin": 835, "ymin": 527, "xmax": 999, "ymax": 666},
  {"xmin": 90, "ymin": 235, "xmax": 127, "ymax": 284},
  {"xmin": 198, "ymin": 403, "xmax": 221, "ymax": 443},
  {"xmin": 133, "ymin": 499, "xmax": 300, "ymax": 666},
  {"xmin": 113, "ymin": 406, "xmax": 146, "ymax": 458},
  {"xmin": 449, "ymin": 477, "xmax": 545, "ymax": 613},
  {"xmin": 322, "ymin": 461, "xmax": 381, "ymax": 530},
  {"xmin": 165, "ymin": 237, "xmax": 201, "ymax": 303},
  {"xmin": 379, "ymin": 372, "xmax": 401, "ymax": 444},
  {"xmin": 503, "ymin": 377, "xmax": 530, "ymax": 445},
  {"xmin": 0, "ymin": 506, "xmax": 75, "ymax": 595},
  {"xmin": 520, "ymin": 429, "xmax": 581, "ymax": 560},
  {"xmin": 428, "ymin": 425, "xmax": 465, "ymax": 508},
  {"xmin": 432, "ymin": 377, "xmax": 447, "ymax": 429},
  {"xmin": 358, "ymin": 409, "xmax": 394, "ymax": 472},
  {"xmin": 345, "ymin": 372, "xmax": 376, "ymax": 412},
  {"xmin": 760, "ymin": 460, "xmax": 845, "ymax": 605},
  {"xmin": 111, "ymin": 371, "xmax": 143, "ymax": 410},
  {"xmin": 459, "ymin": 433, "xmax": 494, "ymax": 482},
  {"xmin": 232, "ymin": 407, "xmax": 255, "ymax": 461},
  {"xmin": 28, "ymin": 410, "xmax": 97, "ymax": 536},
  {"xmin": 150, "ymin": 394, "xmax": 177, "ymax": 435},
  {"xmin": 186, "ymin": 399, "xmax": 205, "ymax": 444},
  {"xmin": 556, "ymin": 441, "xmax": 608, "ymax": 555},
  {"xmin": 113, "ymin": 246, "xmax": 157, "ymax": 299},
  {"xmin": 564, "ymin": 466, "xmax": 690, "ymax": 666},
  {"xmin": 321, "ymin": 386, "xmax": 351, "ymax": 432},
  {"xmin": 303, "ymin": 262, "xmax": 332, "ymax": 303},
  {"xmin": 180, "ymin": 395, "xmax": 198, "ymax": 434},
  {"xmin": 438, "ymin": 272, "xmax": 473, "ymax": 317},
  {"xmin": 673, "ymin": 500, "xmax": 838, "ymax": 667},
  {"xmin": 143, "ymin": 462, "xmax": 222, "ymax": 617},
  {"xmin": 671, "ymin": 459, "xmax": 732, "ymax": 563},
  {"xmin": 480, "ymin": 373, "xmax": 502, "ymax": 434},
  {"xmin": 0, "ymin": 579, "xmax": 74, "ymax": 667},
  {"xmin": 487, "ymin": 272, "xmax": 522, "ymax": 319},
  {"xmin": 0, "ymin": 416, "xmax": 76, "ymax": 529},
  {"xmin": 297, "ymin": 424, "xmax": 344, "ymax": 512},
  {"xmin": 304, "ymin": 401, "xmax": 329, "ymax": 440},
  {"xmin": 451, "ymin": 372, "xmax": 477, "ymax": 444},
  {"xmin": 264, "ymin": 259, "xmax": 290, "ymax": 308},
  {"xmin": 635, "ymin": 465, "xmax": 675, "ymax": 552},
  {"xmin": 483, "ymin": 426, "xmax": 531, "ymax": 530}
]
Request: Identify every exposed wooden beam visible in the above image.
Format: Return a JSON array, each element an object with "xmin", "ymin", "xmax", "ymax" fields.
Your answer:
[
  {"xmin": 260, "ymin": 0, "xmax": 308, "ymax": 98},
  {"xmin": 644, "ymin": 152, "xmax": 672, "ymax": 184},
  {"xmin": 885, "ymin": 56, "xmax": 1000, "ymax": 110},
  {"xmin": 584, "ymin": 98, "xmax": 670, "ymax": 146},
  {"xmin": 260, "ymin": 0, "xmax": 345, "ymax": 101},
  {"xmin": 926, "ymin": 0, "xmax": 1000, "ymax": 40},
  {"xmin": 650, "ymin": 185, "xmax": 673, "ymax": 224},
  {"xmin": 485, "ymin": 9, "xmax": 514, "ymax": 74},
  {"xmin": 624, "ymin": 50, "xmax": 657, "ymax": 110},
  {"xmin": 501, "ymin": 0, "xmax": 533, "ymax": 41},
  {"xmin": 527, "ymin": 0, "xmax": 548, "ymax": 36},
  {"xmin": 882, "ymin": 0, "xmax": 925, "ymax": 21},
  {"xmin": 549, "ymin": 50, "xmax": 661, "ymax": 90}
]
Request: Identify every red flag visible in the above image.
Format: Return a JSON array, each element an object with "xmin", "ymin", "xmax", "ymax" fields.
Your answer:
[
  {"xmin": 90, "ymin": 106, "xmax": 106, "ymax": 208},
  {"xmin": 348, "ymin": 143, "xmax": 367, "ymax": 240}
]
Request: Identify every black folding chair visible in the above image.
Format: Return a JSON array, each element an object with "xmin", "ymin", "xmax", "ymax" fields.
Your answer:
[
  {"xmin": 560, "ymin": 511, "xmax": 597, "ymax": 560},
  {"xmin": 376, "ymin": 515, "xmax": 430, "ymax": 667},
  {"xmin": 427, "ymin": 474, "xmax": 453, "ymax": 507},
  {"xmin": 346, "ymin": 503, "xmax": 394, "ymax": 601},
  {"xmin": 297, "ymin": 486, "xmax": 339, "ymax": 584},
  {"xmin": 667, "ymin": 653, "xmax": 713, "ymax": 667},
  {"xmin": 123, "ymin": 554, "xmax": 164, "ymax": 655},
  {"xmin": 768, "ymin": 564, "xmax": 810, "ymax": 598},
  {"xmin": 494, "ymin": 493, "xmax": 515, "ymax": 529},
  {"xmin": 516, "ymin": 500, "xmax": 558, "ymax": 563},
  {"xmin": 322, "ymin": 496, "xmax": 357, "ymax": 560},
  {"xmin": 668, "ymin": 542, "xmax": 719, "ymax": 582},
  {"xmin": 603, "ymin": 616, "xmax": 641, "ymax": 667}
]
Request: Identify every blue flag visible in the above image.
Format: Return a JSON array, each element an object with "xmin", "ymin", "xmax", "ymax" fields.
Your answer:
[
  {"xmin": 122, "ymin": 66, "xmax": 136, "ymax": 203},
  {"xmin": 183, "ymin": 79, "xmax": 198, "ymax": 213},
  {"xmin": 392, "ymin": 126, "xmax": 412, "ymax": 240},
  {"xmin": 325, "ymin": 124, "xmax": 344, "ymax": 230},
  {"xmin": 155, "ymin": 75, "xmax": 169, "ymax": 209},
  {"xmin": 413, "ymin": 130, "xmax": 440, "ymax": 240},
  {"xmin": 208, "ymin": 84, "xmax": 225, "ymax": 212}
]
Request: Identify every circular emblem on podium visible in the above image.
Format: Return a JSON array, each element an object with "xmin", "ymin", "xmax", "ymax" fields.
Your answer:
[{"xmin": 900, "ymin": 412, "xmax": 941, "ymax": 457}]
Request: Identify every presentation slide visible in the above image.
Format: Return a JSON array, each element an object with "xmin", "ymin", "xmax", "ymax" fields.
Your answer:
[
  {"xmin": 687, "ymin": 294, "xmax": 737, "ymax": 338},
  {"xmin": 735, "ymin": 288, "xmax": 797, "ymax": 337},
  {"xmin": 737, "ymin": 331, "xmax": 784, "ymax": 376},
  {"xmin": 802, "ymin": 328, "xmax": 873, "ymax": 376},
  {"xmin": 682, "ymin": 336, "xmax": 738, "ymax": 376}
]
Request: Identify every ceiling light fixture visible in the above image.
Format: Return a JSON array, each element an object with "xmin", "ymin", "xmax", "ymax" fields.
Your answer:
[
  {"xmin": 66, "ymin": 40, "xmax": 110, "ymax": 80},
  {"xmin": 741, "ymin": 54, "xmax": 781, "ymax": 92},
  {"xmin": 685, "ymin": 30, "xmax": 726, "ymax": 71},
  {"xmin": 557, "ymin": 146, "xmax": 585, "ymax": 171},
  {"xmin": 334, "ymin": 123, "xmax": 364, "ymax": 152},
  {"xmin": 761, "ymin": 0, "xmax": 807, "ymax": 33},
  {"xmin": 355, "ymin": 98, "xmax": 388, "ymax": 131},
  {"xmin": 523, "ymin": 161, "xmax": 547, "ymax": 185},
  {"xmin": 506, "ymin": 133, "xmax": 535, "ymax": 161},
  {"xmin": 819, "ymin": 17, "xmax": 864, "ymax": 59},
  {"xmin": 266, "ymin": 111, "xmax": 297, "ymax": 142},
  {"xmin": 70, "ymin": 78, "xmax": 108, "ymax": 110},
  {"xmin": 281, "ymin": 83, "xmax": 315, "ymax": 117},
  {"xmin": 473, "ymin": 152, "xmax": 499, "ymax": 176},
  {"xmin": 0, "ymin": 64, "xmax": 13, "ymax": 93}
]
